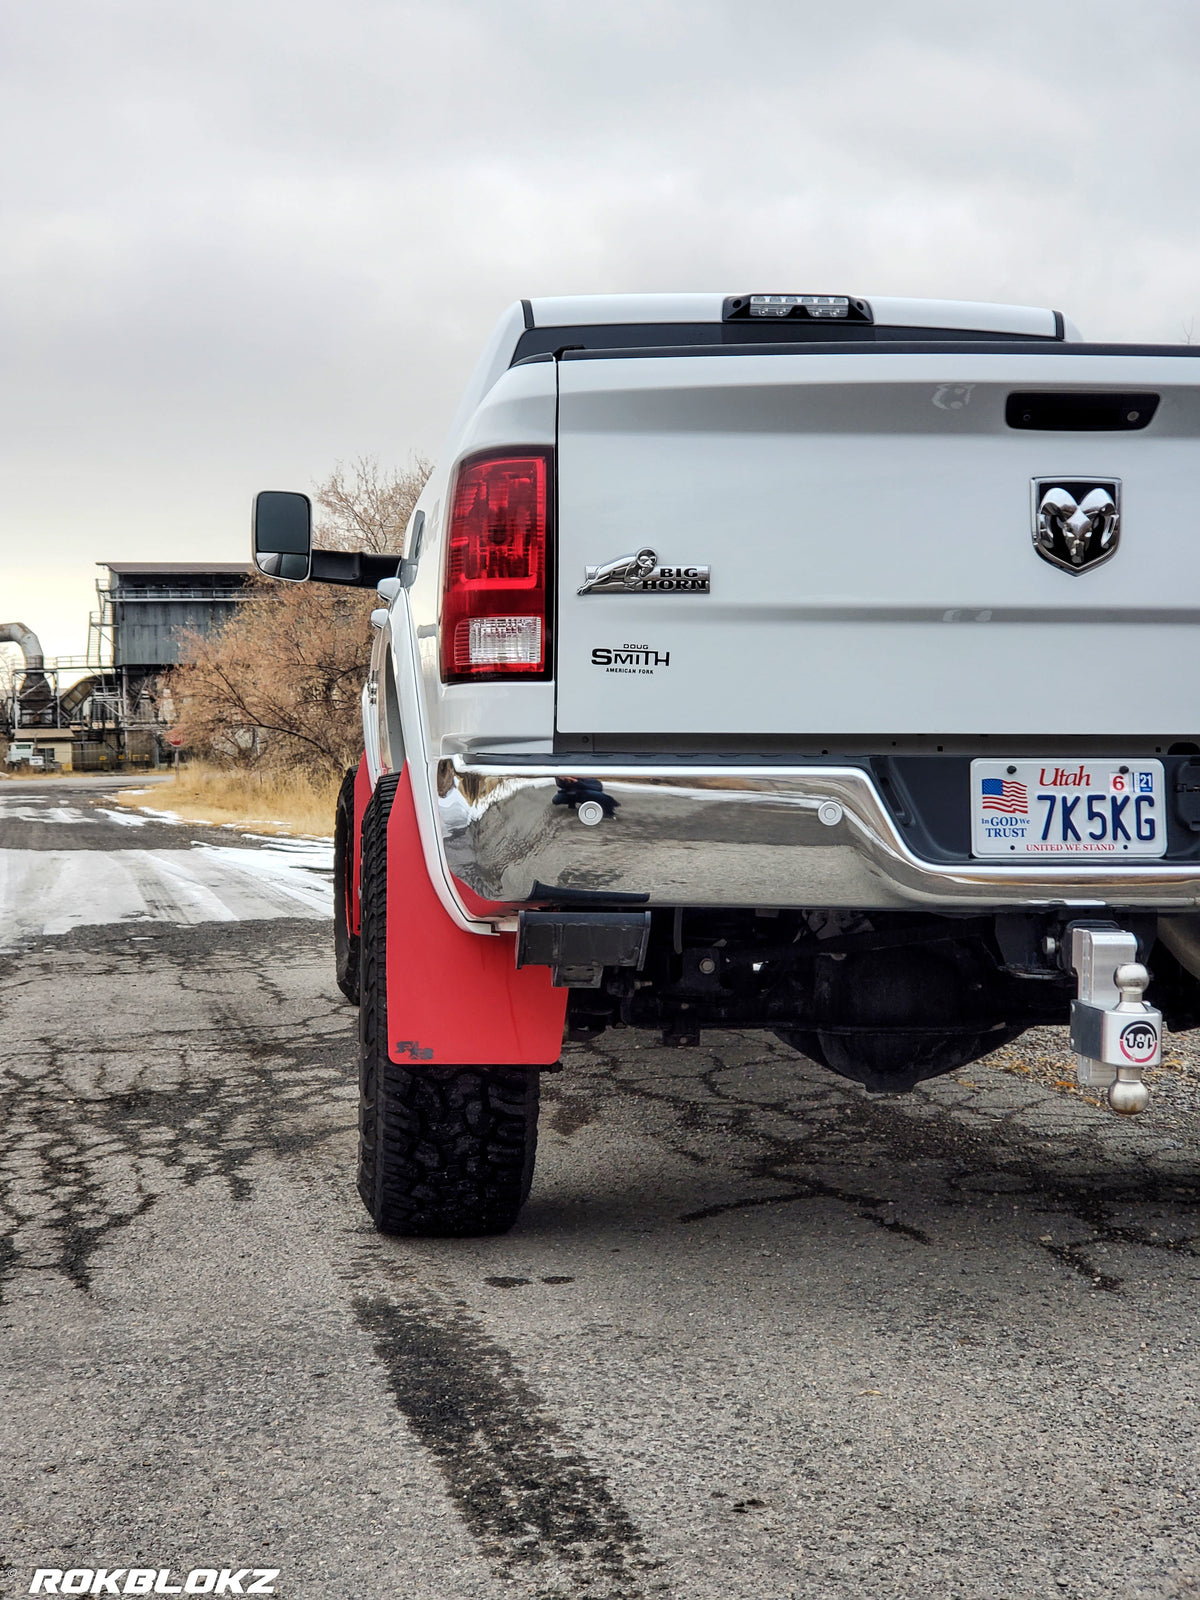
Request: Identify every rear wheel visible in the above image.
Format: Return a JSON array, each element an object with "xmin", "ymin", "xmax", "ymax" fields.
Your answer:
[
  {"xmin": 333, "ymin": 766, "xmax": 360, "ymax": 1004},
  {"xmin": 356, "ymin": 773, "xmax": 540, "ymax": 1236}
]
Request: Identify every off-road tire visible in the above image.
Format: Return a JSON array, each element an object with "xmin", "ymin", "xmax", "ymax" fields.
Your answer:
[
  {"xmin": 356, "ymin": 773, "xmax": 540, "ymax": 1236},
  {"xmin": 333, "ymin": 766, "xmax": 360, "ymax": 1004}
]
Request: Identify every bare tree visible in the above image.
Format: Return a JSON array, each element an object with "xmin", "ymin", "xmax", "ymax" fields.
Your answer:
[
  {"xmin": 314, "ymin": 455, "xmax": 432, "ymax": 554},
  {"xmin": 170, "ymin": 456, "xmax": 432, "ymax": 775},
  {"xmin": 172, "ymin": 578, "xmax": 374, "ymax": 774}
]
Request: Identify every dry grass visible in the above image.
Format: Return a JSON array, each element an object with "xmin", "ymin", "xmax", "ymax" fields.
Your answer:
[
  {"xmin": 115, "ymin": 762, "xmax": 342, "ymax": 837},
  {"xmin": 1, "ymin": 769, "xmax": 83, "ymax": 780}
]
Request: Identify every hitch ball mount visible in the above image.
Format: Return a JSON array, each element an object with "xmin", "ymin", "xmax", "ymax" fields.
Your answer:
[{"xmin": 1066, "ymin": 922, "xmax": 1160, "ymax": 1115}]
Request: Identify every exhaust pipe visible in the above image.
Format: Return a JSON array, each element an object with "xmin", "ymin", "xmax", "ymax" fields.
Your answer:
[{"xmin": 1158, "ymin": 915, "xmax": 1200, "ymax": 983}]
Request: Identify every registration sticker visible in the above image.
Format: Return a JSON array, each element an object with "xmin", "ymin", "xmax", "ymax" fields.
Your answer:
[{"xmin": 970, "ymin": 759, "xmax": 1166, "ymax": 859}]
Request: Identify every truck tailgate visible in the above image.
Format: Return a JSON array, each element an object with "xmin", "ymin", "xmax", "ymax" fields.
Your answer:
[{"xmin": 555, "ymin": 350, "xmax": 1200, "ymax": 737}]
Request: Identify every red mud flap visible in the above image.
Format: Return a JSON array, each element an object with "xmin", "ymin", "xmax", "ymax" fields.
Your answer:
[
  {"xmin": 384, "ymin": 767, "xmax": 567, "ymax": 1066},
  {"xmin": 350, "ymin": 753, "xmax": 371, "ymax": 937}
]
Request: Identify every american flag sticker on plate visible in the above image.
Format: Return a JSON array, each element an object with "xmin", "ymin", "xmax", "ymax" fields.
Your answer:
[{"xmin": 979, "ymin": 777, "xmax": 1028, "ymax": 815}]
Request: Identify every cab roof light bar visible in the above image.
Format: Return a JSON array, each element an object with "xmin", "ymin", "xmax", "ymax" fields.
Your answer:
[{"xmin": 722, "ymin": 293, "xmax": 873, "ymax": 323}]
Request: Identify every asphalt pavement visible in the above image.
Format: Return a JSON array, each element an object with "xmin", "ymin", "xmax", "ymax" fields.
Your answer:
[{"xmin": 2, "ymin": 779, "xmax": 1199, "ymax": 1599}]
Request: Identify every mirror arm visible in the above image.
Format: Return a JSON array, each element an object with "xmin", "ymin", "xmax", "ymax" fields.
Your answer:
[{"xmin": 308, "ymin": 550, "xmax": 403, "ymax": 589}]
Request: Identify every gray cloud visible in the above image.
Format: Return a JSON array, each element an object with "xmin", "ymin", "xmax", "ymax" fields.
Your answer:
[{"xmin": 2, "ymin": 0, "xmax": 1198, "ymax": 614}]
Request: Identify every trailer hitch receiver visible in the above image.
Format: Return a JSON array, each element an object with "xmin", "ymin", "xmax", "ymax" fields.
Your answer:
[{"xmin": 1067, "ymin": 922, "xmax": 1159, "ymax": 1115}]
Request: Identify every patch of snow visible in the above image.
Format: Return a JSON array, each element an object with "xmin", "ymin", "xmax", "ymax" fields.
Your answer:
[
  {"xmin": 190, "ymin": 841, "xmax": 333, "ymax": 911},
  {"xmin": 0, "ymin": 798, "xmax": 92, "ymax": 824},
  {"xmin": 124, "ymin": 805, "xmax": 213, "ymax": 825},
  {"xmin": 0, "ymin": 842, "xmax": 332, "ymax": 948},
  {"xmin": 242, "ymin": 829, "xmax": 334, "ymax": 845}
]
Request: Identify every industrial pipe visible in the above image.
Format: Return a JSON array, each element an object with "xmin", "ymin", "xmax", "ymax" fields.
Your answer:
[{"xmin": 0, "ymin": 622, "xmax": 45, "ymax": 670}]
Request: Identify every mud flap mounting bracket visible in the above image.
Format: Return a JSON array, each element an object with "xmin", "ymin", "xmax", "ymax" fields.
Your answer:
[{"xmin": 517, "ymin": 911, "xmax": 652, "ymax": 988}]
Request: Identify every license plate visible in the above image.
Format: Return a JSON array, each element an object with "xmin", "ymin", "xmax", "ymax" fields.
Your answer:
[{"xmin": 970, "ymin": 759, "xmax": 1166, "ymax": 859}]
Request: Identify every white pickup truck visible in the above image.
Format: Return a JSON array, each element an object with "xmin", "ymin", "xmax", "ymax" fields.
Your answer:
[{"xmin": 253, "ymin": 291, "xmax": 1200, "ymax": 1236}]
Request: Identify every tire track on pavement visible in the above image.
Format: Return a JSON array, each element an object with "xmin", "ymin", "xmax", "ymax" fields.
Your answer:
[{"xmin": 355, "ymin": 1294, "xmax": 661, "ymax": 1599}]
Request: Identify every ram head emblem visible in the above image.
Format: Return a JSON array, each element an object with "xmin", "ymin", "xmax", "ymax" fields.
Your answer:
[{"xmin": 1032, "ymin": 479, "xmax": 1121, "ymax": 574}]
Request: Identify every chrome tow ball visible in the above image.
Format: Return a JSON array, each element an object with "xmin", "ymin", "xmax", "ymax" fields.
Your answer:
[{"xmin": 1067, "ymin": 923, "xmax": 1160, "ymax": 1115}]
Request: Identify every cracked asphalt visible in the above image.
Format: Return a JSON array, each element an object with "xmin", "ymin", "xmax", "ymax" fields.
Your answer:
[{"xmin": 3, "ymin": 779, "xmax": 1200, "ymax": 1598}]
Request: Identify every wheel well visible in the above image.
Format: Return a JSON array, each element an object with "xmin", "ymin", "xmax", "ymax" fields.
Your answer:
[{"xmin": 380, "ymin": 646, "xmax": 405, "ymax": 772}]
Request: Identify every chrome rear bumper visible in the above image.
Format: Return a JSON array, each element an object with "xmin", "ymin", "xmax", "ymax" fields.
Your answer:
[{"xmin": 434, "ymin": 758, "xmax": 1200, "ymax": 914}]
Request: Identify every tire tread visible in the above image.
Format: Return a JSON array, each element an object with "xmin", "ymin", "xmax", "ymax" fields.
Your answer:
[
  {"xmin": 333, "ymin": 765, "xmax": 360, "ymax": 1005},
  {"xmin": 356, "ymin": 774, "xmax": 538, "ymax": 1236}
]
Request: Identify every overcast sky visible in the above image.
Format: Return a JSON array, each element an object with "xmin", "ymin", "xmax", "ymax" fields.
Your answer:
[{"xmin": 2, "ymin": 0, "xmax": 1199, "ymax": 658}]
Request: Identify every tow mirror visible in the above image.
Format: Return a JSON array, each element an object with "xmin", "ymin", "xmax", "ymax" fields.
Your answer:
[{"xmin": 253, "ymin": 490, "xmax": 312, "ymax": 581}]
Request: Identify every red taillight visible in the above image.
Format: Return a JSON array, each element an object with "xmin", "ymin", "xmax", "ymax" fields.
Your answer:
[{"xmin": 440, "ymin": 452, "xmax": 551, "ymax": 682}]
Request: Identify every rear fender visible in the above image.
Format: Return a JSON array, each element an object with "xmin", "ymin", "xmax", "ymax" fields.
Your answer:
[{"xmin": 384, "ymin": 766, "xmax": 566, "ymax": 1066}]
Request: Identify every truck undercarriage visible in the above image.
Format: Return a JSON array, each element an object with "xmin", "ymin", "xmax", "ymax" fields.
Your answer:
[{"xmin": 556, "ymin": 907, "xmax": 1194, "ymax": 1095}]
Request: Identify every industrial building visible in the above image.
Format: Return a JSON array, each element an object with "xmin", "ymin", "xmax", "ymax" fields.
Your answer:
[{"xmin": 2, "ymin": 561, "xmax": 253, "ymax": 769}]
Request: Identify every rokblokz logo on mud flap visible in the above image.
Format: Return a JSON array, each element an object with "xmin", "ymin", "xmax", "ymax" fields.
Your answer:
[{"xmin": 28, "ymin": 1571, "xmax": 279, "ymax": 1595}]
